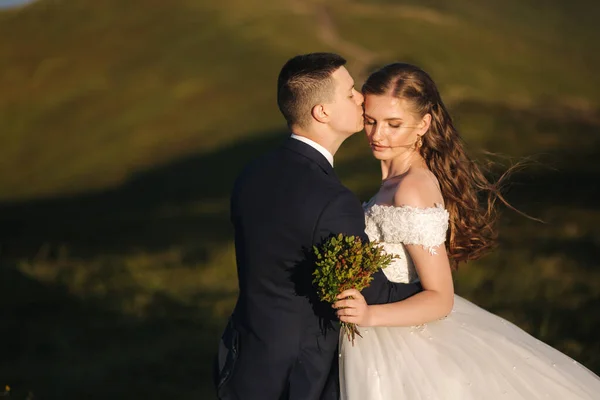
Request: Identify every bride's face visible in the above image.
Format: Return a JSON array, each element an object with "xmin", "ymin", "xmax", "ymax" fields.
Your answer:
[{"xmin": 363, "ymin": 94, "xmax": 430, "ymax": 161}]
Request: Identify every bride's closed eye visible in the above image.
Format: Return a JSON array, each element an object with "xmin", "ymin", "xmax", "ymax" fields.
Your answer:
[{"xmin": 364, "ymin": 119, "xmax": 401, "ymax": 129}]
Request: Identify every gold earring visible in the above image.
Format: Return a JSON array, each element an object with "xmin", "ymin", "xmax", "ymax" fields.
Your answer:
[{"xmin": 416, "ymin": 136, "xmax": 423, "ymax": 149}]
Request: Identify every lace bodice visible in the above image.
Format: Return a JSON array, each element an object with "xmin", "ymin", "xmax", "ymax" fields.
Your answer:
[{"xmin": 364, "ymin": 203, "xmax": 449, "ymax": 283}]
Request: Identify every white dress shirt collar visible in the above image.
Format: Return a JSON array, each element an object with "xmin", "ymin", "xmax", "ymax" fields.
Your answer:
[{"xmin": 290, "ymin": 134, "xmax": 334, "ymax": 167}]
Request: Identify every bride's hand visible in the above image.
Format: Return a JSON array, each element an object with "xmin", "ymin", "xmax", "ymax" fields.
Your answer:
[{"xmin": 333, "ymin": 289, "xmax": 372, "ymax": 327}]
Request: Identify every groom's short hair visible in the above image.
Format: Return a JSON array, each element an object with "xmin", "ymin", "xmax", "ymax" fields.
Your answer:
[{"xmin": 277, "ymin": 53, "xmax": 347, "ymax": 128}]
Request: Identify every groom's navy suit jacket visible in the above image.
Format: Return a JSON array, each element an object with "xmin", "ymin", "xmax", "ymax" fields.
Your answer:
[{"xmin": 215, "ymin": 137, "xmax": 421, "ymax": 400}]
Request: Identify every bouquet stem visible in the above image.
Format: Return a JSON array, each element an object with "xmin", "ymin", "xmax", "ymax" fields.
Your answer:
[{"xmin": 341, "ymin": 322, "xmax": 363, "ymax": 345}]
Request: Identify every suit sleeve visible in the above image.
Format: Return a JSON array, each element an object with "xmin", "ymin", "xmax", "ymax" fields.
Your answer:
[{"xmin": 313, "ymin": 190, "xmax": 422, "ymax": 305}]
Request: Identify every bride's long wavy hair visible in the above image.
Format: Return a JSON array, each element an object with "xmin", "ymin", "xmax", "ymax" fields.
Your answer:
[{"xmin": 363, "ymin": 63, "xmax": 516, "ymax": 269}]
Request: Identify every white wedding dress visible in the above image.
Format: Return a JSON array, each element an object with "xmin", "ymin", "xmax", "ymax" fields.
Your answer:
[{"xmin": 339, "ymin": 202, "xmax": 600, "ymax": 399}]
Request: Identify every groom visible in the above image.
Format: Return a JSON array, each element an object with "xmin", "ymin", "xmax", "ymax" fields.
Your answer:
[{"xmin": 215, "ymin": 53, "xmax": 421, "ymax": 400}]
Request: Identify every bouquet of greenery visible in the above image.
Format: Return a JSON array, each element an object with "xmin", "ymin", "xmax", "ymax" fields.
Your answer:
[{"xmin": 312, "ymin": 234, "xmax": 398, "ymax": 345}]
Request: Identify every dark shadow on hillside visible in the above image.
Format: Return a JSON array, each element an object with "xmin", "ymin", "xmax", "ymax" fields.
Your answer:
[{"xmin": 0, "ymin": 131, "xmax": 289, "ymax": 260}]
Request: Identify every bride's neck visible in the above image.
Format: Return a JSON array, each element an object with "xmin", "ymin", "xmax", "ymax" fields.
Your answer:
[{"xmin": 381, "ymin": 152, "xmax": 424, "ymax": 180}]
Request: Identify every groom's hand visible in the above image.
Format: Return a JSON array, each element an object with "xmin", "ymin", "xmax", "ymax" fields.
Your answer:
[{"xmin": 334, "ymin": 289, "xmax": 372, "ymax": 327}]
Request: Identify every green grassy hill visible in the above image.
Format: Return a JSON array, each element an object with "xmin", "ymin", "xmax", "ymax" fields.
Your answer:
[{"xmin": 1, "ymin": 0, "xmax": 599, "ymax": 398}]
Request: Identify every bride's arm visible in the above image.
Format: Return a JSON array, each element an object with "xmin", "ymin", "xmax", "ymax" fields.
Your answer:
[
  {"xmin": 334, "ymin": 173, "xmax": 455, "ymax": 327},
  {"xmin": 334, "ymin": 244, "xmax": 454, "ymax": 327}
]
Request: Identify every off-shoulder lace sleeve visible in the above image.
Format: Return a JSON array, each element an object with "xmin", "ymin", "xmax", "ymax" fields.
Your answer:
[{"xmin": 366, "ymin": 204, "xmax": 449, "ymax": 254}]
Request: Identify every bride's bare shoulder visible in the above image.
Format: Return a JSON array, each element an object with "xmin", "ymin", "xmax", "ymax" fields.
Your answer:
[{"xmin": 393, "ymin": 168, "xmax": 443, "ymax": 208}]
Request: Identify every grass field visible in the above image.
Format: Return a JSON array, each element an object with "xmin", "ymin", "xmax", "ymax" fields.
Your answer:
[{"xmin": 1, "ymin": 0, "xmax": 599, "ymax": 398}]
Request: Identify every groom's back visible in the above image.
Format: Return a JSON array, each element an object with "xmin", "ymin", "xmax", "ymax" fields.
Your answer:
[
  {"xmin": 231, "ymin": 140, "xmax": 341, "ymax": 336},
  {"xmin": 222, "ymin": 138, "xmax": 356, "ymax": 400}
]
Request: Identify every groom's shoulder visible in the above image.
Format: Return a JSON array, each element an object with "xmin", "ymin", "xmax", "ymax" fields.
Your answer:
[
  {"xmin": 235, "ymin": 144, "xmax": 289, "ymax": 179},
  {"xmin": 236, "ymin": 141, "xmax": 328, "ymax": 180}
]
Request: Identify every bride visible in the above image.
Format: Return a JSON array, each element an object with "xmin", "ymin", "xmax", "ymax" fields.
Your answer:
[{"xmin": 334, "ymin": 63, "xmax": 600, "ymax": 399}]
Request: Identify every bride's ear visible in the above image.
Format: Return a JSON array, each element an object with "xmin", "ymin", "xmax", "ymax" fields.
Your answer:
[
  {"xmin": 418, "ymin": 113, "xmax": 432, "ymax": 136},
  {"xmin": 311, "ymin": 104, "xmax": 330, "ymax": 124}
]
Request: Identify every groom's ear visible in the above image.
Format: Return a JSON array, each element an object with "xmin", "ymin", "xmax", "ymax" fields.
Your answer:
[{"xmin": 311, "ymin": 104, "xmax": 330, "ymax": 124}]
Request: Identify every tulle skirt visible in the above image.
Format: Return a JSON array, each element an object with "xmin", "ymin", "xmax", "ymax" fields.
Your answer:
[{"xmin": 340, "ymin": 295, "xmax": 600, "ymax": 399}]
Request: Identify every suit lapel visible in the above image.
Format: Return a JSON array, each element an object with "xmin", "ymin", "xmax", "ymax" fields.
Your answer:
[{"xmin": 282, "ymin": 137, "xmax": 337, "ymax": 178}]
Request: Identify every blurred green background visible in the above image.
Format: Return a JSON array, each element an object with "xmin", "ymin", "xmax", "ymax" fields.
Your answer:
[{"xmin": 1, "ymin": 0, "xmax": 599, "ymax": 398}]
